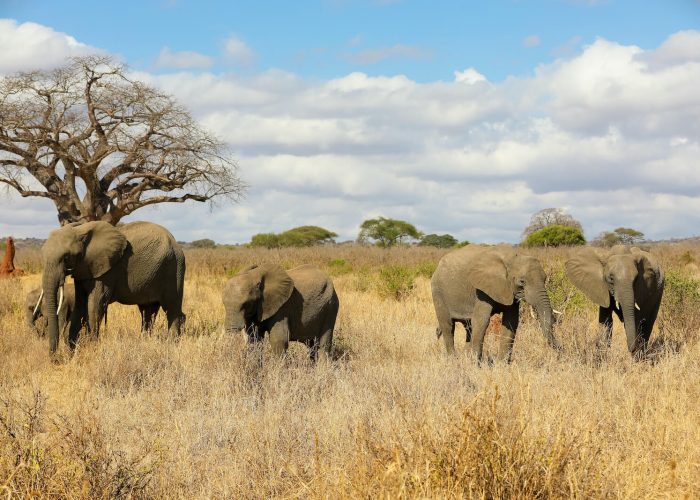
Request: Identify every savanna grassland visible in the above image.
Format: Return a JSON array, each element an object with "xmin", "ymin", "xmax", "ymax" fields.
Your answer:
[{"xmin": 1, "ymin": 244, "xmax": 699, "ymax": 498}]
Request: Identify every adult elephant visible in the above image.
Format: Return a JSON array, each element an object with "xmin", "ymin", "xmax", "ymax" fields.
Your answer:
[
  {"xmin": 431, "ymin": 245, "xmax": 560, "ymax": 361},
  {"xmin": 565, "ymin": 246, "xmax": 664, "ymax": 357},
  {"xmin": 41, "ymin": 221, "xmax": 185, "ymax": 355},
  {"xmin": 26, "ymin": 285, "xmax": 75, "ymax": 338},
  {"xmin": 223, "ymin": 264, "xmax": 339, "ymax": 361}
]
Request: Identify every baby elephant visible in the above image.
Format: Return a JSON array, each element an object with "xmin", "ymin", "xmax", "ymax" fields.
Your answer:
[
  {"xmin": 26, "ymin": 285, "xmax": 75, "ymax": 339},
  {"xmin": 223, "ymin": 264, "xmax": 339, "ymax": 361}
]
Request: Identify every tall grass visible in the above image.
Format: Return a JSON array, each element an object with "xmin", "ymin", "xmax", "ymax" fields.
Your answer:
[{"xmin": 1, "ymin": 244, "xmax": 699, "ymax": 498}]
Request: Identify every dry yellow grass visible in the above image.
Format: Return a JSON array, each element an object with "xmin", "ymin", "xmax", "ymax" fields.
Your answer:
[{"xmin": 1, "ymin": 244, "xmax": 699, "ymax": 498}]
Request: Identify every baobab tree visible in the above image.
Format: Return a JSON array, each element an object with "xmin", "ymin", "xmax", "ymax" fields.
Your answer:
[{"xmin": 0, "ymin": 56, "xmax": 245, "ymax": 225}]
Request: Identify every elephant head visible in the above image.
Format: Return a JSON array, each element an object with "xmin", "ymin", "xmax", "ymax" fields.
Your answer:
[
  {"xmin": 466, "ymin": 249, "xmax": 560, "ymax": 349},
  {"xmin": 565, "ymin": 246, "xmax": 662, "ymax": 353},
  {"xmin": 41, "ymin": 221, "xmax": 127, "ymax": 353},
  {"xmin": 222, "ymin": 264, "xmax": 294, "ymax": 341},
  {"xmin": 25, "ymin": 287, "xmax": 46, "ymax": 335}
]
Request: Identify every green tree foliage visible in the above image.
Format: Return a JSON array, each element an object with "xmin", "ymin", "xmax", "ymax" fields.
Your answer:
[
  {"xmin": 594, "ymin": 227, "xmax": 645, "ymax": 247},
  {"xmin": 523, "ymin": 208, "xmax": 583, "ymax": 239},
  {"xmin": 278, "ymin": 226, "xmax": 338, "ymax": 247},
  {"xmin": 358, "ymin": 217, "xmax": 423, "ymax": 247},
  {"xmin": 250, "ymin": 226, "xmax": 337, "ymax": 248},
  {"xmin": 419, "ymin": 234, "xmax": 458, "ymax": 248},
  {"xmin": 525, "ymin": 225, "xmax": 586, "ymax": 247},
  {"xmin": 190, "ymin": 238, "xmax": 216, "ymax": 248},
  {"xmin": 250, "ymin": 233, "xmax": 280, "ymax": 248}
]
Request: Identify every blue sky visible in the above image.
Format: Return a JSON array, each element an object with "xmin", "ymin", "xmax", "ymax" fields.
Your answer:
[
  {"xmin": 0, "ymin": 2, "xmax": 700, "ymax": 243},
  {"xmin": 3, "ymin": 0, "xmax": 698, "ymax": 81}
]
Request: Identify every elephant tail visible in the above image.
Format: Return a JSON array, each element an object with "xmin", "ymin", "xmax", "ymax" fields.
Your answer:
[{"xmin": 435, "ymin": 326, "xmax": 442, "ymax": 339}]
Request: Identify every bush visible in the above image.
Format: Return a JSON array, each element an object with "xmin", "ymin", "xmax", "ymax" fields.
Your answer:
[
  {"xmin": 358, "ymin": 217, "xmax": 422, "ymax": 247},
  {"xmin": 376, "ymin": 266, "xmax": 416, "ymax": 300},
  {"xmin": 327, "ymin": 258, "xmax": 353, "ymax": 276},
  {"xmin": 525, "ymin": 225, "xmax": 586, "ymax": 247}
]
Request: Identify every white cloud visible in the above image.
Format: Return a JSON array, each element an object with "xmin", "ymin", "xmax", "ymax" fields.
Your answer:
[
  {"xmin": 454, "ymin": 68, "xmax": 488, "ymax": 84},
  {"xmin": 523, "ymin": 35, "xmax": 541, "ymax": 48},
  {"xmin": 0, "ymin": 19, "xmax": 102, "ymax": 74},
  {"xmin": 224, "ymin": 35, "xmax": 255, "ymax": 65},
  {"xmin": 155, "ymin": 47, "xmax": 213, "ymax": 69},
  {"xmin": 2, "ymin": 23, "xmax": 700, "ymax": 244}
]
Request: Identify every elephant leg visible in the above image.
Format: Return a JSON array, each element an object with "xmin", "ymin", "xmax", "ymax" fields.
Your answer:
[
  {"xmin": 439, "ymin": 319, "xmax": 456, "ymax": 354},
  {"xmin": 597, "ymin": 307, "xmax": 614, "ymax": 350},
  {"xmin": 469, "ymin": 300, "xmax": 493, "ymax": 362},
  {"xmin": 269, "ymin": 320, "xmax": 290, "ymax": 357},
  {"xmin": 497, "ymin": 305, "xmax": 520, "ymax": 363},
  {"xmin": 314, "ymin": 327, "xmax": 334, "ymax": 362},
  {"xmin": 139, "ymin": 303, "xmax": 160, "ymax": 334},
  {"xmin": 67, "ymin": 303, "xmax": 86, "ymax": 351}
]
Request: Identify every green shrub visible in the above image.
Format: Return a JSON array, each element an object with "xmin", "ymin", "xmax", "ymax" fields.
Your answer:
[
  {"xmin": 525, "ymin": 225, "xmax": 586, "ymax": 247},
  {"xmin": 190, "ymin": 238, "xmax": 216, "ymax": 248},
  {"xmin": 327, "ymin": 258, "xmax": 353, "ymax": 276},
  {"xmin": 663, "ymin": 270, "xmax": 700, "ymax": 307},
  {"xmin": 545, "ymin": 265, "xmax": 592, "ymax": 314},
  {"xmin": 376, "ymin": 266, "xmax": 416, "ymax": 300},
  {"xmin": 414, "ymin": 261, "xmax": 437, "ymax": 279}
]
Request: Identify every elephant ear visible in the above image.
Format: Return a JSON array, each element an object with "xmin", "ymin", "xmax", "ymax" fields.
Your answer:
[
  {"xmin": 465, "ymin": 251, "xmax": 513, "ymax": 305},
  {"xmin": 565, "ymin": 248, "xmax": 610, "ymax": 307},
  {"xmin": 260, "ymin": 264, "xmax": 294, "ymax": 321},
  {"xmin": 631, "ymin": 248, "xmax": 664, "ymax": 287},
  {"xmin": 72, "ymin": 222, "xmax": 128, "ymax": 279}
]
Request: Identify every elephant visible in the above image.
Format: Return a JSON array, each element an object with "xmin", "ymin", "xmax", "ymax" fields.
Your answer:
[
  {"xmin": 223, "ymin": 263, "xmax": 339, "ymax": 361},
  {"xmin": 431, "ymin": 245, "xmax": 561, "ymax": 361},
  {"xmin": 40, "ymin": 220, "xmax": 185, "ymax": 355},
  {"xmin": 26, "ymin": 285, "xmax": 75, "ymax": 338},
  {"xmin": 565, "ymin": 245, "xmax": 664, "ymax": 357}
]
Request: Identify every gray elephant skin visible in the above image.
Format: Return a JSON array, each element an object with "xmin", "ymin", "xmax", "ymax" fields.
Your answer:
[
  {"xmin": 223, "ymin": 264, "xmax": 339, "ymax": 361},
  {"xmin": 431, "ymin": 245, "xmax": 560, "ymax": 361},
  {"xmin": 565, "ymin": 245, "xmax": 664, "ymax": 356},
  {"xmin": 40, "ymin": 221, "xmax": 185, "ymax": 355},
  {"xmin": 26, "ymin": 285, "xmax": 75, "ymax": 339}
]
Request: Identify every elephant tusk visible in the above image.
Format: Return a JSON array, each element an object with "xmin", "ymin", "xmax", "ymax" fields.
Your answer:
[
  {"xmin": 635, "ymin": 302, "xmax": 641, "ymax": 311},
  {"xmin": 32, "ymin": 289, "xmax": 44, "ymax": 318},
  {"xmin": 615, "ymin": 300, "xmax": 620, "ymax": 310},
  {"xmin": 552, "ymin": 309, "xmax": 563, "ymax": 315},
  {"xmin": 529, "ymin": 306, "xmax": 536, "ymax": 319},
  {"xmin": 57, "ymin": 286, "xmax": 64, "ymax": 314}
]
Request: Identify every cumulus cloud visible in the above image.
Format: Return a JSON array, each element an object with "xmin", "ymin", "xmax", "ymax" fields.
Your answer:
[
  {"xmin": 0, "ymin": 19, "xmax": 102, "ymax": 74},
  {"xmin": 155, "ymin": 47, "xmax": 213, "ymax": 69},
  {"xmin": 1, "ymin": 22, "xmax": 700, "ymax": 244},
  {"xmin": 224, "ymin": 35, "xmax": 255, "ymax": 65}
]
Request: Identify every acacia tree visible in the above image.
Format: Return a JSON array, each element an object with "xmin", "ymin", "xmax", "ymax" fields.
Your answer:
[
  {"xmin": 357, "ymin": 217, "xmax": 422, "ymax": 247},
  {"xmin": 0, "ymin": 56, "xmax": 244, "ymax": 225},
  {"xmin": 523, "ymin": 208, "xmax": 583, "ymax": 239}
]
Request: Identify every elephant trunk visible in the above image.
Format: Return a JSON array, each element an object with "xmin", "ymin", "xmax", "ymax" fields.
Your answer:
[
  {"xmin": 617, "ymin": 282, "xmax": 639, "ymax": 354},
  {"xmin": 529, "ymin": 285, "xmax": 561, "ymax": 351},
  {"xmin": 42, "ymin": 271, "xmax": 63, "ymax": 354}
]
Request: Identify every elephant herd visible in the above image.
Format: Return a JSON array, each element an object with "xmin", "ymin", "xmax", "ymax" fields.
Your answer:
[{"xmin": 26, "ymin": 220, "xmax": 664, "ymax": 362}]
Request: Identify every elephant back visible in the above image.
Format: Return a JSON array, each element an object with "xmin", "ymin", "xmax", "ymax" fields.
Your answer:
[{"xmin": 287, "ymin": 265, "xmax": 335, "ymax": 313}]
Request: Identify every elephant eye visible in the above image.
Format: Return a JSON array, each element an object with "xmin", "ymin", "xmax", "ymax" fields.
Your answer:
[{"xmin": 606, "ymin": 274, "xmax": 614, "ymax": 283}]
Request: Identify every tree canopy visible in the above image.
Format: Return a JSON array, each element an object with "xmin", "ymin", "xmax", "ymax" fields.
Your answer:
[
  {"xmin": 524, "ymin": 224, "xmax": 586, "ymax": 247},
  {"xmin": 190, "ymin": 238, "xmax": 216, "ymax": 248},
  {"xmin": 523, "ymin": 208, "xmax": 583, "ymax": 239},
  {"xmin": 594, "ymin": 227, "xmax": 645, "ymax": 247},
  {"xmin": 249, "ymin": 226, "xmax": 337, "ymax": 248},
  {"xmin": 0, "ymin": 56, "xmax": 245, "ymax": 225},
  {"xmin": 358, "ymin": 217, "xmax": 422, "ymax": 247},
  {"xmin": 419, "ymin": 233, "xmax": 458, "ymax": 248}
]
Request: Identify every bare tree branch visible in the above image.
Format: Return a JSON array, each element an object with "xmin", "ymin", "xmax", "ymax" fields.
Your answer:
[{"xmin": 0, "ymin": 55, "xmax": 246, "ymax": 225}]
